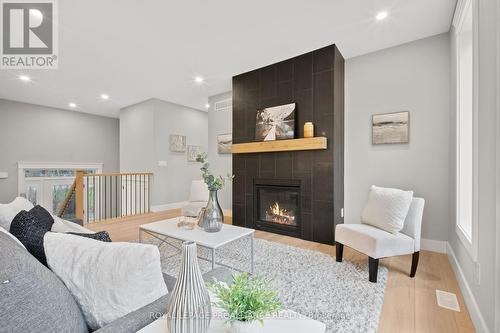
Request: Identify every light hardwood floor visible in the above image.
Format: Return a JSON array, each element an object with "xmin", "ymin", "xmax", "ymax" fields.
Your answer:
[{"xmin": 87, "ymin": 211, "xmax": 475, "ymax": 333}]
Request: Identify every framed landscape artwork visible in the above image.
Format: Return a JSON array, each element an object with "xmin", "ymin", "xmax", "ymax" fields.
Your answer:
[
  {"xmin": 372, "ymin": 111, "xmax": 409, "ymax": 144},
  {"xmin": 170, "ymin": 134, "xmax": 186, "ymax": 152},
  {"xmin": 187, "ymin": 145, "xmax": 201, "ymax": 161},
  {"xmin": 217, "ymin": 133, "xmax": 232, "ymax": 154},
  {"xmin": 255, "ymin": 103, "xmax": 296, "ymax": 141}
]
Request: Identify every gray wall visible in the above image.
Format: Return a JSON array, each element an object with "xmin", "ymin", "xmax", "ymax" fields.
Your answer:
[
  {"xmin": 120, "ymin": 98, "xmax": 208, "ymax": 206},
  {"xmin": 448, "ymin": 0, "xmax": 499, "ymax": 330},
  {"xmin": 0, "ymin": 99, "xmax": 120, "ymax": 203},
  {"xmin": 207, "ymin": 92, "xmax": 232, "ymax": 209},
  {"xmin": 345, "ymin": 33, "xmax": 451, "ymax": 241}
]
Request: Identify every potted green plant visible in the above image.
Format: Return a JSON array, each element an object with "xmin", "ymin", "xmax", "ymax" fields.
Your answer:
[
  {"xmin": 209, "ymin": 273, "xmax": 282, "ymax": 333},
  {"xmin": 195, "ymin": 153, "xmax": 233, "ymax": 232}
]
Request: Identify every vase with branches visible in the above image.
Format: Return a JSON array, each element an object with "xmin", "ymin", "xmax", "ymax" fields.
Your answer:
[{"xmin": 196, "ymin": 153, "xmax": 233, "ymax": 232}]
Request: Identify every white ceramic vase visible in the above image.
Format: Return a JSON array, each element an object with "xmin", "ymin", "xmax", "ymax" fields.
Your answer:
[{"xmin": 166, "ymin": 241, "xmax": 211, "ymax": 333}]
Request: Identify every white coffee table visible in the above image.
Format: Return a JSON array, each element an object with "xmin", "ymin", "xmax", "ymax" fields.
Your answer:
[{"xmin": 139, "ymin": 218, "xmax": 255, "ymax": 274}]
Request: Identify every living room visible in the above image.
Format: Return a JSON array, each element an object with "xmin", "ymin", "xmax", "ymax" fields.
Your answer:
[{"xmin": 0, "ymin": 1, "xmax": 499, "ymax": 333}]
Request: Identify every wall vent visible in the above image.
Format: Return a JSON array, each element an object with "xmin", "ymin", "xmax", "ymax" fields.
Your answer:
[{"xmin": 214, "ymin": 98, "xmax": 232, "ymax": 112}]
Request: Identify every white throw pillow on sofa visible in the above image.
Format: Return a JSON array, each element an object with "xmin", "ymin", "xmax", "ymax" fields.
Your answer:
[
  {"xmin": 0, "ymin": 197, "xmax": 34, "ymax": 230},
  {"xmin": 44, "ymin": 232, "xmax": 168, "ymax": 330},
  {"xmin": 361, "ymin": 186, "xmax": 414, "ymax": 234}
]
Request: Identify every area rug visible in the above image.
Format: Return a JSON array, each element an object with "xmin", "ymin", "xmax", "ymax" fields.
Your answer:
[{"xmin": 144, "ymin": 236, "xmax": 388, "ymax": 333}]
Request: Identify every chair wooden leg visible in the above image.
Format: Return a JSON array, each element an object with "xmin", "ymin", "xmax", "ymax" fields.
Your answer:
[
  {"xmin": 410, "ymin": 251, "xmax": 420, "ymax": 278},
  {"xmin": 335, "ymin": 243, "xmax": 343, "ymax": 262},
  {"xmin": 368, "ymin": 257, "xmax": 379, "ymax": 283}
]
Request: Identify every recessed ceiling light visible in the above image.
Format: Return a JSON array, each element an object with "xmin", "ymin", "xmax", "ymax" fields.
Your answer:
[
  {"xmin": 194, "ymin": 76, "xmax": 204, "ymax": 84},
  {"xmin": 205, "ymin": 103, "xmax": 210, "ymax": 108},
  {"xmin": 68, "ymin": 102, "xmax": 77, "ymax": 108},
  {"xmin": 376, "ymin": 11, "xmax": 388, "ymax": 21},
  {"xmin": 19, "ymin": 75, "xmax": 31, "ymax": 82},
  {"xmin": 100, "ymin": 94, "xmax": 110, "ymax": 100}
]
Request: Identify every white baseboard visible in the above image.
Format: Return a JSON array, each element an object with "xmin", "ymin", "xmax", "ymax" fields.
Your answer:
[
  {"xmin": 421, "ymin": 238, "xmax": 447, "ymax": 253},
  {"xmin": 151, "ymin": 201, "xmax": 187, "ymax": 212},
  {"xmin": 447, "ymin": 242, "xmax": 490, "ymax": 333}
]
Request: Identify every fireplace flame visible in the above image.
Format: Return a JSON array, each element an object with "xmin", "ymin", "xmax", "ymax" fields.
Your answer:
[{"xmin": 266, "ymin": 202, "xmax": 295, "ymax": 226}]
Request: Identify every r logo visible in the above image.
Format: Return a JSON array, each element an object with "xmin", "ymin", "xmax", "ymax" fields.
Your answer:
[{"xmin": 3, "ymin": 2, "xmax": 53, "ymax": 54}]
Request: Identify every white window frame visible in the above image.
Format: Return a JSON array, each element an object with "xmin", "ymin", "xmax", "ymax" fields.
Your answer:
[
  {"xmin": 17, "ymin": 162, "xmax": 103, "ymax": 215},
  {"xmin": 453, "ymin": 0, "xmax": 479, "ymax": 261},
  {"xmin": 17, "ymin": 161, "xmax": 103, "ymax": 195}
]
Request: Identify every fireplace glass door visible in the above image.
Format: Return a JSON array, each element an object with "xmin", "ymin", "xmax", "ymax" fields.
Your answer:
[{"xmin": 257, "ymin": 186, "xmax": 299, "ymax": 227}]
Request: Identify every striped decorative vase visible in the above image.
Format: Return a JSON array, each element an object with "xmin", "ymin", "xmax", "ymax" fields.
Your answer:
[{"xmin": 166, "ymin": 241, "xmax": 211, "ymax": 333}]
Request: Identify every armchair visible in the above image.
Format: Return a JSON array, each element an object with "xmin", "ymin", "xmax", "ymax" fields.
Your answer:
[{"xmin": 335, "ymin": 197, "xmax": 425, "ymax": 282}]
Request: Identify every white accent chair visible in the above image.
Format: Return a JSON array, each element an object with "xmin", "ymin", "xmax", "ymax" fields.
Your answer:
[
  {"xmin": 180, "ymin": 180, "xmax": 208, "ymax": 217},
  {"xmin": 335, "ymin": 197, "xmax": 425, "ymax": 283}
]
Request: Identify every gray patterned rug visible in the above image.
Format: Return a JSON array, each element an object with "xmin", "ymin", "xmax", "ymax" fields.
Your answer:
[{"xmin": 145, "ymin": 236, "xmax": 387, "ymax": 333}]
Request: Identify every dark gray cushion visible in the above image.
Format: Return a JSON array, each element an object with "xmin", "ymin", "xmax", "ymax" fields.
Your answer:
[{"xmin": 0, "ymin": 231, "xmax": 89, "ymax": 333}]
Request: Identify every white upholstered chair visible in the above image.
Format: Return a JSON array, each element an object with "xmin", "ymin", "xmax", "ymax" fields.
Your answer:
[
  {"xmin": 335, "ymin": 197, "xmax": 425, "ymax": 283},
  {"xmin": 180, "ymin": 180, "xmax": 208, "ymax": 217}
]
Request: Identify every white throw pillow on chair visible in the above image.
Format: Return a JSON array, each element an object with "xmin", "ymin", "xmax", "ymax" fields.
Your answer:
[{"xmin": 361, "ymin": 185, "xmax": 414, "ymax": 234}]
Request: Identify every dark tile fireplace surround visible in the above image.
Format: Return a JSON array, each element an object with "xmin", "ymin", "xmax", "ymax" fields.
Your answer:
[{"xmin": 232, "ymin": 44, "xmax": 344, "ymax": 245}]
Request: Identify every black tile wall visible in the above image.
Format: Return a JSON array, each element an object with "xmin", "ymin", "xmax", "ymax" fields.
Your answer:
[{"xmin": 232, "ymin": 44, "xmax": 344, "ymax": 245}]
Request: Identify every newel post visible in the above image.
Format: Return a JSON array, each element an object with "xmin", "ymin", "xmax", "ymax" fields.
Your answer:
[{"xmin": 75, "ymin": 170, "xmax": 84, "ymax": 220}]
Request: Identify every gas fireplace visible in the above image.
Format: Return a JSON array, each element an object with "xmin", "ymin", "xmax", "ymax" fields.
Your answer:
[
  {"xmin": 266, "ymin": 202, "xmax": 296, "ymax": 226},
  {"xmin": 254, "ymin": 179, "xmax": 301, "ymax": 238}
]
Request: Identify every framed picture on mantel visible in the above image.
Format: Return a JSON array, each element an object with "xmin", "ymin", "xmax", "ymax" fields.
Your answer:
[{"xmin": 255, "ymin": 103, "xmax": 296, "ymax": 141}]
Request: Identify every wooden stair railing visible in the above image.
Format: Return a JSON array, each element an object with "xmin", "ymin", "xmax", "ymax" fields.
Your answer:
[{"xmin": 58, "ymin": 171, "xmax": 153, "ymax": 224}]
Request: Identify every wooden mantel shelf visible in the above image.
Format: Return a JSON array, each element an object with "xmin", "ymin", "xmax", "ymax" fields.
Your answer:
[{"xmin": 231, "ymin": 137, "xmax": 327, "ymax": 154}]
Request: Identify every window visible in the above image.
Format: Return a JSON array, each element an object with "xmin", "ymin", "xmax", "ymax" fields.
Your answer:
[
  {"xmin": 17, "ymin": 162, "xmax": 102, "ymax": 217},
  {"xmin": 454, "ymin": 0, "xmax": 478, "ymax": 260}
]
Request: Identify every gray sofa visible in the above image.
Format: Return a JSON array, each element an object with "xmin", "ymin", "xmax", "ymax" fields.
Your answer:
[{"xmin": 0, "ymin": 231, "xmax": 232, "ymax": 333}]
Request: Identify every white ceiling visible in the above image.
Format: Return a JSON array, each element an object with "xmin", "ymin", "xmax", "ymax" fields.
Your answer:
[{"xmin": 0, "ymin": 0, "xmax": 456, "ymax": 118}]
